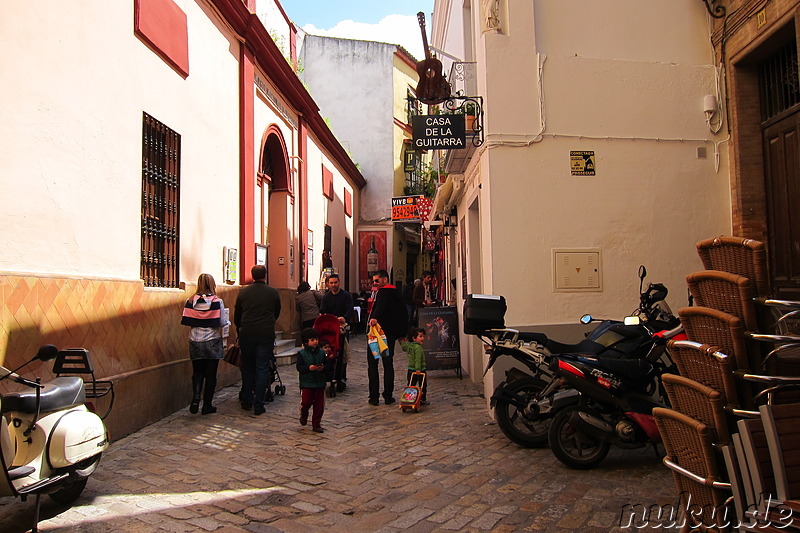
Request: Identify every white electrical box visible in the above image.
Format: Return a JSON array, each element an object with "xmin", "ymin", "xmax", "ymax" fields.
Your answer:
[{"xmin": 553, "ymin": 249, "xmax": 602, "ymax": 291}]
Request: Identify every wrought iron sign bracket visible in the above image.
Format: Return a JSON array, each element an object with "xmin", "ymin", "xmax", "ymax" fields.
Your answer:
[{"xmin": 700, "ymin": 0, "xmax": 726, "ymax": 19}]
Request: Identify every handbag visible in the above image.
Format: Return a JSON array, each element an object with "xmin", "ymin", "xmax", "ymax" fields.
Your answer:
[
  {"xmin": 367, "ymin": 324, "xmax": 389, "ymax": 359},
  {"xmin": 223, "ymin": 340, "xmax": 241, "ymax": 366}
]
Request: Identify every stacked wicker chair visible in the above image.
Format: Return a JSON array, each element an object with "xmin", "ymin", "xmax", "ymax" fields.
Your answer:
[{"xmin": 654, "ymin": 237, "xmax": 800, "ymax": 531}]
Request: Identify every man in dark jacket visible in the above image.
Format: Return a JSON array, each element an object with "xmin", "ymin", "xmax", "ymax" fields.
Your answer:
[
  {"xmin": 366, "ymin": 269, "xmax": 408, "ymax": 405},
  {"xmin": 234, "ymin": 264, "xmax": 282, "ymax": 415},
  {"xmin": 319, "ymin": 273, "xmax": 354, "ymax": 325}
]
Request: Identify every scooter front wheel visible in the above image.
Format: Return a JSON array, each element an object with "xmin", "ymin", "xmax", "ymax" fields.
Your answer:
[
  {"xmin": 49, "ymin": 477, "xmax": 88, "ymax": 504},
  {"xmin": 48, "ymin": 453, "xmax": 102, "ymax": 504},
  {"xmin": 548, "ymin": 407, "xmax": 610, "ymax": 469},
  {"xmin": 494, "ymin": 377, "xmax": 552, "ymax": 448}
]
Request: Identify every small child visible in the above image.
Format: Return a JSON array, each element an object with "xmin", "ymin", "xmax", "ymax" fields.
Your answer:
[
  {"xmin": 400, "ymin": 327, "xmax": 428, "ymax": 405},
  {"xmin": 296, "ymin": 328, "xmax": 327, "ymax": 433}
]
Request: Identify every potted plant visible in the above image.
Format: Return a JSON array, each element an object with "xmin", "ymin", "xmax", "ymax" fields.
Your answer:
[{"xmin": 464, "ymin": 102, "xmax": 477, "ymax": 131}]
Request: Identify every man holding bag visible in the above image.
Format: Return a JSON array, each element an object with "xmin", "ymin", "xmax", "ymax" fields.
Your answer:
[{"xmin": 366, "ymin": 269, "xmax": 408, "ymax": 406}]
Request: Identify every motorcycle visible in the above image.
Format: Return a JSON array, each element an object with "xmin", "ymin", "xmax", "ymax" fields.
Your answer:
[
  {"xmin": 546, "ymin": 318, "xmax": 684, "ymax": 469},
  {"xmin": 471, "ymin": 266, "xmax": 682, "ymax": 448},
  {"xmin": 0, "ymin": 345, "xmax": 109, "ymax": 532}
]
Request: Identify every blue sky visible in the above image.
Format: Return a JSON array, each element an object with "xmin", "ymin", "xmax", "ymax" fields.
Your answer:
[{"xmin": 279, "ymin": 0, "xmax": 435, "ymax": 59}]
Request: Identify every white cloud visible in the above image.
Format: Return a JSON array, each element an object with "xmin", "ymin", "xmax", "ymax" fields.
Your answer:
[{"xmin": 302, "ymin": 14, "xmax": 425, "ymax": 60}]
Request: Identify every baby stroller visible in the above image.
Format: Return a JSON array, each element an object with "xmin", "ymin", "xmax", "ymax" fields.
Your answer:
[
  {"xmin": 313, "ymin": 314, "xmax": 347, "ymax": 397},
  {"xmin": 270, "ymin": 358, "xmax": 286, "ymax": 397}
]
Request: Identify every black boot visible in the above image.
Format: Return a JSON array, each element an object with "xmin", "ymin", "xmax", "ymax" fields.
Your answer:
[
  {"xmin": 201, "ymin": 373, "xmax": 217, "ymax": 415},
  {"xmin": 190, "ymin": 375, "xmax": 202, "ymax": 414}
]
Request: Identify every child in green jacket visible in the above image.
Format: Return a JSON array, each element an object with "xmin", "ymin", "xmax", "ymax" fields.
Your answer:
[
  {"xmin": 296, "ymin": 328, "xmax": 327, "ymax": 433},
  {"xmin": 400, "ymin": 327, "xmax": 428, "ymax": 404}
]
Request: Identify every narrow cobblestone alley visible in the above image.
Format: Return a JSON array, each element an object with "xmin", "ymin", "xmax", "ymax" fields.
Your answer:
[{"xmin": 0, "ymin": 340, "xmax": 677, "ymax": 532}]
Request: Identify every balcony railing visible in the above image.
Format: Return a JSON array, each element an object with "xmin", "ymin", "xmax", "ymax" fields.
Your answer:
[{"xmin": 447, "ymin": 62, "xmax": 477, "ymax": 97}]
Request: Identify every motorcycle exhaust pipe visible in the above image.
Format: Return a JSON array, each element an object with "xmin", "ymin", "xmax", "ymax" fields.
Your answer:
[{"xmin": 569, "ymin": 410, "xmax": 613, "ymax": 440}]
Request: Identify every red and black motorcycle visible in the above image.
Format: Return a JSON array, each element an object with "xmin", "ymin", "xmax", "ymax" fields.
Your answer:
[
  {"xmin": 546, "ymin": 315, "xmax": 685, "ymax": 469},
  {"xmin": 468, "ymin": 266, "xmax": 684, "ymax": 448}
]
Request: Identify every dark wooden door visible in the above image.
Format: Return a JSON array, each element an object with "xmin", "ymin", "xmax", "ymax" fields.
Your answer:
[{"xmin": 763, "ymin": 110, "xmax": 800, "ymax": 298}]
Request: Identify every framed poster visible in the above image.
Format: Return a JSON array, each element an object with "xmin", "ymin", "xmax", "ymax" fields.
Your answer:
[
  {"xmin": 418, "ymin": 306, "xmax": 461, "ymax": 373},
  {"xmin": 358, "ymin": 230, "xmax": 387, "ymax": 292}
]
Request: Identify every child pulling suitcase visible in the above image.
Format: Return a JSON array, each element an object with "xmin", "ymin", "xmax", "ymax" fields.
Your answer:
[{"xmin": 399, "ymin": 328, "xmax": 428, "ymax": 413}]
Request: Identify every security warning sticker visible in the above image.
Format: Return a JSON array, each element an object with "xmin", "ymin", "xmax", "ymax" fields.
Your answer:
[{"xmin": 570, "ymin": 151, "xmax": 596, "ymax": 176}]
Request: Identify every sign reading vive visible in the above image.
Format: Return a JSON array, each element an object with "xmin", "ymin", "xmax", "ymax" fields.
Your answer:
[
  {"xmin": 412, "ymin": 114, "xmax": 466, "ymax": 150},
  {"xmin": 391, "ymin": 195, "xmax": 424, "ymax": 222}
]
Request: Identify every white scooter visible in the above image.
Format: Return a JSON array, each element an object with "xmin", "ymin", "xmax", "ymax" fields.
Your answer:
[{"xmin": 0, "ymin": 345, "xmax": 109, "ymax": 532}]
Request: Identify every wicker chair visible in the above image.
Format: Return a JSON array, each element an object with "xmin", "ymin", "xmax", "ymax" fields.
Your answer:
[
  {"xmin": 668, "ymin": 340, "xmax": 740, "ymax": 409},
  {"xmin": 686, "ymin": 270, "xmax": 759, "ymax": 332},
  {"xmin": 678, "ymin": 306, "xmax": 750, "ymax": 372},
  {"xmin": 696, "ymin": 236, "xmax": 770, "ymax": 298},
  {"xmin": 662, "ymin": 373, "xmax": 731, "ymax": 443},
  {"xmin": 654, "ymin": 407, "xmax": 733, "ymax": 532}
]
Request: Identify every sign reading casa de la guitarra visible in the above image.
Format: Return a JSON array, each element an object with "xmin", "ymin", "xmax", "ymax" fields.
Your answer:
[{"xmin": 412, "ymin": 114, "xmax": 466, "ymax": 149}]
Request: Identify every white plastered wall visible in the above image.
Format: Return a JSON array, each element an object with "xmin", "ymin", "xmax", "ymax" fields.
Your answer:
[{"xmin": 0, "ymin": 1, "xmax": 241, "ymax": 285}]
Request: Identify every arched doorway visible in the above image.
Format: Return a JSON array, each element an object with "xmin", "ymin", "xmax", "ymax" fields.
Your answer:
[{"xmin": 258, "ymin": 126, "xmax": 293, "ymax": 289}]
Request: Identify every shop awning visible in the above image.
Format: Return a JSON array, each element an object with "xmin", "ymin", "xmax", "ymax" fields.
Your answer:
[{"xmin": 431, "ymin": 174, "xmax": 455, "ymax": 220}]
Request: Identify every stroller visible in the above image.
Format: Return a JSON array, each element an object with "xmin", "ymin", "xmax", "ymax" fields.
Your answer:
[
  {"xmin": 313, "ymin": 314, "xmax": 348, "ymax": 397},
  {"xmin": 270, "ymin": 358, "xmax": 286, "ymax": 397}
]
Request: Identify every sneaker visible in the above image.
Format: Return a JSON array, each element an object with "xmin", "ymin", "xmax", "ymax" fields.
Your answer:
[
  {"xmin": 368, "ymin": 399, "xmax": 380, "ymax": 406},
  {"xmin": 384, "ymin": 397, "xmax": 397, "ymax": 405},
  {"xmin": 299, "ymin": 412, "xmax": 308, "ymax": 426},
  {"xmin": 312, "ymin": 426, "xmax": 325, "ymax": 433},
  {"xmin": 254, "ymin": 406, "xmax": 266, "ymax": 415}
]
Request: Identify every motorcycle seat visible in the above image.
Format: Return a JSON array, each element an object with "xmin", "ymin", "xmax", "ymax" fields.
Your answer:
[
  {"xmin": 595, "ymin": 357, "xmax": 653, "ymax": 382},
  {"xmin": 543, "ymin": 338, "xmax": 605, "ymax": 356},
  {"xmin": 2, "ymin": 377, "xmax": 86, "ymax": 414}
]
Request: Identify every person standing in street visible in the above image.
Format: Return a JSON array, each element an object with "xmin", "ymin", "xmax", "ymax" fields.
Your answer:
[
  {"xmin": 413, "ymin": 270, "xmax": 436, "ymax": 325},
  {"xmin": 181, "ymin": 273, "xmax": 229, "ymax": 415},
  {"xmin": 319, "ymin": 273, "xmax": 354, "ymax": 387},
  {"xmin": 366, "ymin": 269, "xmax": 408, "ymax": 405},
  {"xmin": 234, "ymin": 264, "xmax": 282, "ymax": 416},
  {"xmin": 319, "ymin": 273, "xmax": 354, "ymax": 327},
  {"xmin": 296, "ymin": 281, "xmax": 321, "ymax": 329}
]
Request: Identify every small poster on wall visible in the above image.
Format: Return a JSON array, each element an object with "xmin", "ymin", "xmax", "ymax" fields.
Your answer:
[{"xmin": 358, "ymin": 230, "xmax": 387, "ymax": 292}]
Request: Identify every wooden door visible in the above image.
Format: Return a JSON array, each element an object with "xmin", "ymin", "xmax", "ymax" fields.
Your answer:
[{"xmin": 762, "ymin": 110, "xmax": 800, "ymax": 298}]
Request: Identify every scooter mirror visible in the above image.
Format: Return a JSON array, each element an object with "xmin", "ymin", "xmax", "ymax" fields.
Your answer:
[
  {"xmin": 35, "ymin": 344, "xmax": 59, "ymax": 362},
  {"xmin": 580, "ymin": 314, "xmax": 593, "ymax": 324},
  {"xmin": 638, "ymin": 265, "xmax": 646, "ymax": 280}
]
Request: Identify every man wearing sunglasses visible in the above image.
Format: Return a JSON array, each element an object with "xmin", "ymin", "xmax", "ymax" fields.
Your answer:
[{"xmin": 366, "ymin": 269, "xmax": 408, "ymax": 405}]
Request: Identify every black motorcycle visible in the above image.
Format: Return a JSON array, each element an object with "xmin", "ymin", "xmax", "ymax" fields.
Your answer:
[
  {"xmin": 546, "ymin": 319, "xmax": 685, "ymax": 469},
  {"xmin": 466, "ymin": 266, "xmax": 681, "ymax": 448}
]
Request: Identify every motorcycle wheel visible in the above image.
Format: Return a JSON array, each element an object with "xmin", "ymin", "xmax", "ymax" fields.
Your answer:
[
  {"xmin": 548, "ymin": 407, "xmax": 610, "ymax": 469},
  {"xmin": 49, "ymin": 453, "xmax": 102, "ymax": 504},
  {"xmin": 494, "ymin": 377, "xmax": 552, "ymax": 448}
]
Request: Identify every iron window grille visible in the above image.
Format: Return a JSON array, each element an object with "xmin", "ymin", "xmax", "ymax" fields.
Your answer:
[
  {"xmin": 141, "ymin": 112, "xmax": 180, "ymax": 288},
  {"xmin": 758, "ymin": 40, "xmax": 800, "ymax": 123}
]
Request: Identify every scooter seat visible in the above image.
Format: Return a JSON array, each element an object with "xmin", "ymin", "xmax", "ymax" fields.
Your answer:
[{"xmin": 2, "ymin": 377, "xmax": 86, "ymax": 414}]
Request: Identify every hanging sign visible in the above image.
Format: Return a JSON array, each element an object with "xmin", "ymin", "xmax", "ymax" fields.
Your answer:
[
  {"xmin": 412, "ymin": 114, "xmax": 466, "ymax": 150},
  {"xmin": 403, "ymin": 149, "xmax": 416, "ymax": 172},
  {"xmin": 391, "ymin": 195, "xmax": 424, "ymax": 222}
]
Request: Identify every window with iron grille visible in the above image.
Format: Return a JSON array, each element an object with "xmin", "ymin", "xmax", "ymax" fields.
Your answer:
[
  {"xmin": 141, "ymin": 112, "xmax": 180, "ymax": 288},
  {"xmin": 758, "ymin": 40, "xmax": 800, "ymax": 123}
]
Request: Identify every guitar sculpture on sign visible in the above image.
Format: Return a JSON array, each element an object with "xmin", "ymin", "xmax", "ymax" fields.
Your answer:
[{"xmin": 415, "ymin": 12, "xmax": 451, "ymax": 105}]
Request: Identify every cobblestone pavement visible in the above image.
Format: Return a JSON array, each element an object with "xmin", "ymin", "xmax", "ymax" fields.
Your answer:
[{"xmin": 0, "ymin": 340, "xmax": 678, "ymax": 532}]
